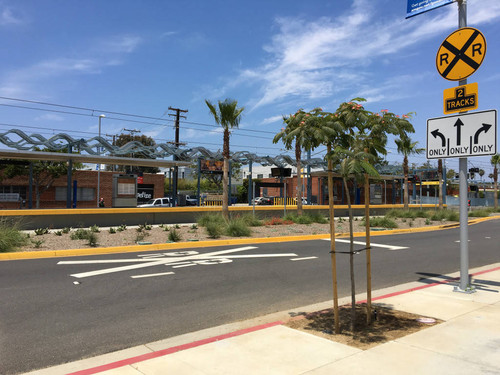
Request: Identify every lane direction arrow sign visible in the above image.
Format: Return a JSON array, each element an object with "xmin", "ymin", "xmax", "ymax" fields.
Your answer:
[
  {"xmin": 454, "ymin": 118, "xmax": 464, "ymax": 145},
  {"xmin": 427, "ymin": 110, "xmax": 497, "ymax": 159},
  {"xmin": 431, "ymin": 129, "xmax": 446, "ymax": 147}
]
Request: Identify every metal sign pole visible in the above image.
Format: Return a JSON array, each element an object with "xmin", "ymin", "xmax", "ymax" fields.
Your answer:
[{"xmin": 456, "ymin": 0, "xmax": 473, "ymax": 293}]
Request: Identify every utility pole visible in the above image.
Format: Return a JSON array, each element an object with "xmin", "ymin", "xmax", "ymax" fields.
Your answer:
[{"xmin": 168, "ymin": 107, "xmax": 188, "ymax": 206}]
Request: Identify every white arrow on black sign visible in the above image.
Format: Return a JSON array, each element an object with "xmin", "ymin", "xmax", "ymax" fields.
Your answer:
[{"xmin": 427, "ymin": 110, "xmax": 497, "ymax": 159}]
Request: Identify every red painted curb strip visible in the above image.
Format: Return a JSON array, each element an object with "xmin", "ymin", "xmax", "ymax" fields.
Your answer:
[
  {"xmin": 67, "ymin": 265, "xmax": 500, "ymax": 375},
  {"xmin": 66, "ymin": 321, "xmax": 283, "ymax": 375}
]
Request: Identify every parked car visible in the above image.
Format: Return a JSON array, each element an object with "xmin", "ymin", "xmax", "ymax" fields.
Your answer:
[
  {"xmin": 252, "ymin": 196, "xmax": 273, "ymax": 205},
  {"xmin": 137, "ymin": 197, "xmax": 171, "ymax": 207},
  {"xmin": 185, "ymin": 195, "xmax": 198, "ymax": 206}
]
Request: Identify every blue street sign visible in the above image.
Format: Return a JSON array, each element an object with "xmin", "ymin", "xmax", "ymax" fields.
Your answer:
[{"xmin": 406, "ymin": 0, "xmax": 454, "ymax": 19}]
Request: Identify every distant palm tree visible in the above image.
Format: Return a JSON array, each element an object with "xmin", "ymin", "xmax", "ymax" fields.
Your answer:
[
  {"xmin": 205, "ymin": 99, "xmax": 244, "ymax": 219},
  {"xmin": 491, "ymin": 154, "xmax": 500, "ymax": 210},
  {"xmin": 395, "ymin": 136, "xmax": 424, "ymax": 209},
  {"xmin": 273, "ymin": 110, "xmax": 316, "ymax": 216}
]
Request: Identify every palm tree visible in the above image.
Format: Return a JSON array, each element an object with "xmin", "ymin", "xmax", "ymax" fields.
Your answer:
[
  {"xmin": 395, "ymin": 136, "xmax": 424, "ymax": 209},
  {"xmin": 273, "ymin": 110, "xmax": 316, "ymax": 216},
  {"xmin": 491, "ymin": 154, "xmax": 500, "ymax": 210},
  {"xmin": 205, "ymin": 99, "xmax": 244, "ymax": 219}
]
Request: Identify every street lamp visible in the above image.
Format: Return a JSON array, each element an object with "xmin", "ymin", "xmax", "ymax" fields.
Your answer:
[{"xmin": 97, "ymin": 114, "xmax": 105, "ymax": 207}]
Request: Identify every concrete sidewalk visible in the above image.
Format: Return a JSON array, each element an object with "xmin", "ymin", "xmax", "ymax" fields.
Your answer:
[{"xmin": 25, "ymin": 263, "xmax": 500, "ymax": 375}]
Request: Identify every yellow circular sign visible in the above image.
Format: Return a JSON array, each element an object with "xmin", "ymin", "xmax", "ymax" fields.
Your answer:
[{"xmin": 436, "ymin": 27, "xmax": 486, "ymax": 81}]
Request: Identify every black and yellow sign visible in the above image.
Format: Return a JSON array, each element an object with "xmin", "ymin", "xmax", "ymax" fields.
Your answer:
[
  {"xmin": 436, "ymin": 27, "xmax": 486, "ymax": 81},
  {"xmin": 443, "ymin": 82, "xmax": 478, "ymax": 114}
]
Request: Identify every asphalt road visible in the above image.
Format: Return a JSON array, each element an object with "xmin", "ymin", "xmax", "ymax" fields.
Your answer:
[{"xmin": 1, "ymin": 220, "xmax": 498, "ymax": 374}]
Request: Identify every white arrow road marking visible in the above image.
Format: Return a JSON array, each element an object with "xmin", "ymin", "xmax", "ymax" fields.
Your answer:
[
  {"xmin": 131, "ymin": 272, "xmax": 175, "ymax": 279},
  {"xmin": 291, "ymin": 257, "xmax": 318, "ymax": 261},
  {"xmin": 321, "ymin": 238, "xmax": 408, "ymax": 251},
  {"xmin": 58, "ymin": 246, "xmax": 298, "ymax": 279}
]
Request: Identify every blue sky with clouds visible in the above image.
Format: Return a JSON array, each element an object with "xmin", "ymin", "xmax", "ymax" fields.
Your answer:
[{"xmin": 0, "ymin": 0, "xmax": 499, "ymax": 175}]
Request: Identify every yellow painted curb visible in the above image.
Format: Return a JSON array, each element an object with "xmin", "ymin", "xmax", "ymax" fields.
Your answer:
[{"xmin": 1, "ymin": 215, "xmax": 498, "ymax": 261}]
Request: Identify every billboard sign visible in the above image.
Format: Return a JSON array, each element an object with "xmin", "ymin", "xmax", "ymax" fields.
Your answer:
[{"xmin": 406, "ymin": 0, "xmax": 454, "ymax": 19}]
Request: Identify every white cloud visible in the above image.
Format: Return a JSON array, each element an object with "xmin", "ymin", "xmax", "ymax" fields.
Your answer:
[
  {"xmin": 261, "ymin": 115, "xmax": 283, "ymax": 125},
  {"xmin": 233, "ymin": 0, "xmax": 500, "ymax": 110},
  {"xmin": 0, "ymin": 33, "xmax": 143, "ymax": 98},
  {"xmin": 35, "ymin": 113, "xmax": 65, "ymax": 122},
  {"xmin": 100, "ymin": 35, "xmax": 142, "ymax": 54},
  {"xmin": 0, "ymin": 6, "xmax": 24, "ymax": 26}
]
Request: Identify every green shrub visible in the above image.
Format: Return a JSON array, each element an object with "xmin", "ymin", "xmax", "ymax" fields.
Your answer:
[
  {"xmin": 197, "ymin": 213, "xmax": 226, "ymax": 227},
  {"xmin": 87, "ymin": 232, "xmax": 98, "ymax": 247},
  {"xmin": 239, "ymin": 214, "xmax": 263, "ymax": 227},
  {"xmin": 34, "ymin": 228, "xmax": 49, "ymax": 235},
  {"xmin": 308, "ymin": 212, "xmax": 329, "ymax": 224},
  {"xmin": 62, "ymin": 227, "xmax": 71, "ymax": 234},
  {"xmin": 31, "ymin": 239, "xmax": 44, "ymax": 248},
  {"xmin": 370, "ymin": 217, "xmax": 398, "ymax": 228},
  {"xmin": 425, "ymin": 218, "xmax": 431, "ymax": 225},
  {"xmin": 430, "ymin": 209, "xmax": 459, "ymax": 222},
  {"xmin": 205, "ymin": 221, "xmax": 225, "ymax": 238},
  {"xmin": 190, "ymin": 223, "xmax": 198, "ymax": 230},
  {"xmin": 226, "ymin": 218, "xmax": 251, "ymax": 237},
  {"xmin": 168, "ymin": 229, "xmax": 182, "ymax": 242},
  {"xmin": 90, "ymin": 225, "xmax": 100, "ymax": 233},
  {"xmin": 54, "ymin": 230, "xmax": 63, "ymax": 236},
  {"xmin": 70, "ymin": 228, "xmax": 91, "ymax": 240},
  {"xmin": 117, "ymin": 224, "xmax": 127, "ymax": 232},
  {"xmin": 0, "ymin": 220, "xmax": 27, "ymax": 252},
  {"xmin": 108, "ymin": 227, "xmax": 116, "ymax": 234},
  {"xmin": 468, "ymin": 208, "xmax": 493, "ymax": 217}
]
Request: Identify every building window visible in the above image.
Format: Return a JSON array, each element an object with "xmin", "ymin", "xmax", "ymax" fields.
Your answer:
[
  {"xmin": 118, "ymin": 182, "xmax": 135, "ymax": 195},
  {"xmin": 257, "ymin": 174, "xmax": 263, "ymax": 179},
  {"xmin": 0, "ymin": 185, "xmax": 26, "ymax": 201},
  {"xmin": 55, "ymin": 187, "xmax": 94, "ymax": 201}
]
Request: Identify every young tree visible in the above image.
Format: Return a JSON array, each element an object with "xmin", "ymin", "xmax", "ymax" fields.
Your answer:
[
  {"xmin": 332, "ymin": 145, "xmax": 379, "ymax": 331},
  {"xmin": 108, "ymin": 133, "xmax": 160, "ymax": 174},
  {"xmin": 205, "ymin": 99, "xmax": 244, "ymax": 219}
]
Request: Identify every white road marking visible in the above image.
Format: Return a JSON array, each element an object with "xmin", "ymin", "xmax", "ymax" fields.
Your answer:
[
  {"xmin": 172, "ymin": 264, "xmax": 197, "ymax": 268},
  {"xmin": 290, "ymin": 257, "xmax": 318, "ymax": 261},
  {"xmin": 485, "ymin": 237, "xmax": 491, "ymax": 239},
  {"xmin": 131, "ymin": 272, "xmax": 175, "ymax": 279},
  {"xmin": 59, "ymin": 246, "xmax": 299, "ymax": 279},
  {"xmin": 321, "ymin": 238, "xmax": 408, "ymax": 250},
  {"xmin": 454, "ymin": 240, "xmax": 471, "ymax": 243}
]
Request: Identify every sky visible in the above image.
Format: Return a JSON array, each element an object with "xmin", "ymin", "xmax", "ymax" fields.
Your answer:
[{"xmin": 0, "ymin": 0, "xmax": 499, "ymax": 177}]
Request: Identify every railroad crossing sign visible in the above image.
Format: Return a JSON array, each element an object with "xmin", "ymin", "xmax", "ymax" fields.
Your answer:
[
  {"xmin": 443, "ymin": 82, "xmax": 478, "ymax": 114},
  {"xmin": 436, "ymin": 27, "xmax": 486, "ymax": 81},
  {"xmin": 427, "ymin": 109, "xmax": 496, "ymax": 159}
]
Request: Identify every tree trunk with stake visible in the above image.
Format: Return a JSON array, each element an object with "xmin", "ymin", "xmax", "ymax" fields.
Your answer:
[
  {"xmin": 343, "ymin": 177, "xmax": 356, "ymax": 332},
  {"xmin": 327, "ymin": 146, "xmax": 340, "ymax": 334}
]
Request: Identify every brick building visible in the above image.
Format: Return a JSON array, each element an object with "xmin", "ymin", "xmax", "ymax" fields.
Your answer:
[
  {"xmin": 0, "ymin": 170, "xmax": 165, "ymax": 209},
  {"xmin": 258, "ymin": 173, "xmax": 404, "ymax": 205}
]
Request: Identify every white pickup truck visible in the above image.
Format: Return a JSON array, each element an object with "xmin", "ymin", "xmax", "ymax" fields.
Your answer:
[{"xmin": 137, "ymin": 197, "xmax": 171, "ymax": 207}]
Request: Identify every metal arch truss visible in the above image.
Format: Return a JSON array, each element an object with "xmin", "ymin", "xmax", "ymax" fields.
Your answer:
[{"xmin": 0, "ymin": 129, "xmax": 326, "ymax": 168}]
